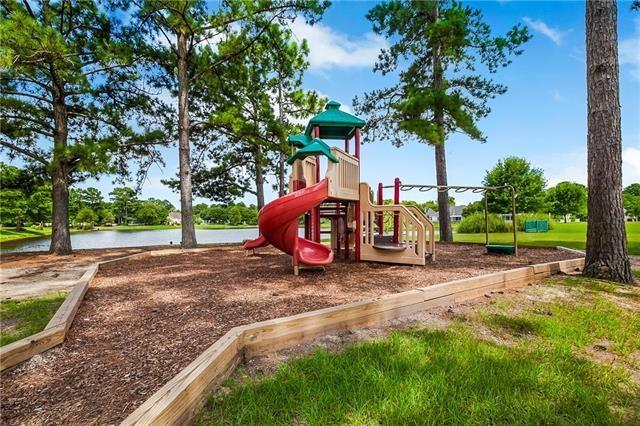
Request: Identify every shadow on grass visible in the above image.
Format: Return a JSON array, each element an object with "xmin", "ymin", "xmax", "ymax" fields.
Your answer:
[
  {"xmin": 198, "ymin": 326, "xmax": 637, "ymax": 425},
  {"xmin": 481, "ymin": 313, "xmax": 541, "ymax": 336}
]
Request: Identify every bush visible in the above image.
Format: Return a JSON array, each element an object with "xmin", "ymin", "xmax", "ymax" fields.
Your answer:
[
  {"xmin": 75, "ymin": 207, "xmax": 98, "ymax": 229},
  {"xmin": 515, "ymin": 214, "xmax": 555, "ymax": 231},
  {"xmin": 457, "ymin": 212, "xmax": 511, "ymax": 233}
]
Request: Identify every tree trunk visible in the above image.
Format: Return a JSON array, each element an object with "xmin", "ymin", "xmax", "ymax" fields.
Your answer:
[
  {"xmin": 177, "ymin": 31, "xmax": 197, "ymax": 248},
  {"xmin": 254, "ymin": 148, "xmax": 265, "ymax": 211},
  {"xmin": 431, "ymin": 3, "xmax": 453, "ymax": 242},
  {"xmin": 435, "ymin": 144, "xmax": 453, "ymax": 241},
  {"xmin": 277, "ymin": 82, "xmax": 287, "ymax": 197},
  {"xmin": 49, "ymin": 98, "xmax": 72, "ymax": 255},
  {"xmin": 583, "ymin": 0, "xmax": 632, "ymax": 283},
  {"xmin": 278, "ymin": 152, "xmax": 287, "ymax": 197}
]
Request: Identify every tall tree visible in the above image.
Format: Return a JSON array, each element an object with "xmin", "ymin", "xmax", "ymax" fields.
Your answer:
[
  {"xmin": 546, "ymin": 182, "xmax": 587, "ymax": 222},
  {"xmin": 266, "ymin": 28, "xmax": 326, "ymax": 197},
  {"xmin": 584, "ymin": 0, "xmax": 633, "ymax": 283},
  {"xmin": 0, "ymin": 0, "xmax": 168, "ymax": 254},
  {"xmin": 135, "ymin": 0, "xmax": 327, "ymax": 246},
  {"xmin": 483, "ymin": 157, "xmax": 546, "ymax": 214},
  {"xmin": 185, "ymin": 24, "xmax": 324, "ymax": 209},
  {"xmin": 355, "ymin": 0, "xmax": 530, "ymax": 241},
  {"xmin": 0, "ymin": 162, "xmax": 48, "ymax": 228},
  {"xmin": 109, "ymin": 187, "xmax": 139, "ymax": 225}
]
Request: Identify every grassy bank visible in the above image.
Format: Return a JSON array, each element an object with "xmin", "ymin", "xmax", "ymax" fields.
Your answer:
[
  {"xmin": 454, "ymin": 222, "xmax": 640, "ymax": 255},
  {"xmin": 198, "ymin": 275, "xmax": 640, "ymax": 425},
  {"xmin": 0, "ymin": 227, "xmax": 52, "ymax": 243},
  {"xmin": 0, "ymin": 292, "xmax": 67, "ymax": 346}
]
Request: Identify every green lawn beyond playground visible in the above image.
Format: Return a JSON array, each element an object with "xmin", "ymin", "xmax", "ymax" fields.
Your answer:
[{"xmin": 455, "ymin": 222, "xmax": 640, "ymax": 255}]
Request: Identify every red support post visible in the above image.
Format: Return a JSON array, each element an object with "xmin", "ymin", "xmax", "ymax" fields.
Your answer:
[
  {"xmin": 313, "ymin": 126, "xmax": 321, "ymax": 242},
  {"xmin": 355, "ymin": 128, "xmax": 361, "ymax": 262},
  {"xmin": 377, "ymin": 182, "xmax": 384, "ymax": 236},
  {"xmin": 393, "ymin": 177, "xmax": 400, "ymax": 244}
]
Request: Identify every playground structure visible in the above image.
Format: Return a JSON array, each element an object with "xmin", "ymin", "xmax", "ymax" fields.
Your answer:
[
  {"xmin": 386, "ymin": 183, "xmax": 518, "ymax": 255},
  {"xmin": 243, "ymin": 101, "xmax": 436, "ymax": 274},
  {"xmin": 244, "ymin": 100, "xmax": 519, "ymax": 273}
]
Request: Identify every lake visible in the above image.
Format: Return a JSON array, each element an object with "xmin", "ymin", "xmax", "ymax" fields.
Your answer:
[{"xmin": 0, "ymin": 227, "xmax": 265, "ymax": 253}]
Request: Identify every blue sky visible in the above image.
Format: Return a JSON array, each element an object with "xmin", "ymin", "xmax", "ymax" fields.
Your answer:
[{"xmin": 81, "ymin": 0, "xmax": 640, "ymax": 207}]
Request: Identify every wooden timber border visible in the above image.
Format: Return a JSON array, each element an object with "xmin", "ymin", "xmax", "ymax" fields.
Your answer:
[
  {"xmin": 0, "ymin": 247, "xmax": 219, "ymax": 371},
  {"xmin": 122, "ymin": 256, "xmax": 585, "ymax": 426}
]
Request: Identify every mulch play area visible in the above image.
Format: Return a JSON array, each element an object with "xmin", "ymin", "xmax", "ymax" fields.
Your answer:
[{"xmin": 0, "ymin": 243, "xmax": 577, "ymax": 425}]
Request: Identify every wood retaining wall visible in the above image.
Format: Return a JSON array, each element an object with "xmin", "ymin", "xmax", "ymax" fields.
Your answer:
[
  {"xmin": 0, "ymin": 248, "xmax": 216, "ymax": 371},
  {"xmin": 122, "ymin": 257, "xmax": 584, "ymax": 425}
]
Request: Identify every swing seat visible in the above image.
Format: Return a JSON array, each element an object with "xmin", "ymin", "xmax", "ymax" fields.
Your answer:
[{"xmin": 486, "ymin": 244, "xmax": 516, "ymax": 255}]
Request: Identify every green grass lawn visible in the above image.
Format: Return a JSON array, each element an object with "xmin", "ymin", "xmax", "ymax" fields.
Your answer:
[
  {"xmin": 0, "ymin": 292, "xmax": 67, "ymax": 346},
  {"xmin": 0, "ymin": 227, "xmax": 52, "ymax": 243},
  {"xmin": 454, "ymin": 222, "xmax": 640, "ymax": 255},
  {"xmin": 198, "ymin": 275, "xmax": 640, "ymax": 425}
]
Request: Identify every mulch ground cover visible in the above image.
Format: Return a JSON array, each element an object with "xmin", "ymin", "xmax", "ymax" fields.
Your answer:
[{"xmin": 0, "ymin": 243, "xmax": 577, "ymax": 425}]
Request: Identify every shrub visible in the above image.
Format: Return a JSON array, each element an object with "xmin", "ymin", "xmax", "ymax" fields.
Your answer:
[
  {"xmin": 75, "ymin": 207, "xmax": 98, "ymax": 229},
  {"xmin": 515, "ymin": 214, "xmax": 555, "ymax": 231},
  {"xmin": 457, "ymin": 212, "xmax": 511, "ymax": 233}
]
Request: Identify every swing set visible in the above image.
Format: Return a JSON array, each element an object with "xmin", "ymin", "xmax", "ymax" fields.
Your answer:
[{"xmin": 381, "ymin": 180, "xmax": 518, "ymax": 256}]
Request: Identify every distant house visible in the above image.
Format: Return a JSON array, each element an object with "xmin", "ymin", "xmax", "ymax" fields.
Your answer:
[
  {"xmin": 425, "ymin": 205, "xmax": 466, "ymax": 222},
  {"xmin": 167, "ymin": 211, "xmax": 181, "ymax": 225},
  {"xmin": 450, "ymin": 205, "xmax": 465, "ymax": 222},
  {"xmin": 426, "ymin": 208, "xmax": 438, "ymax": 222}
]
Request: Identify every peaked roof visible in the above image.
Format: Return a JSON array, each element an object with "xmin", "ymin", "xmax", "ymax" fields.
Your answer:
[
  {"xmin": 288, "ymin": 133, "xmax": 312, "ymax": 148},
  {"xmin": 286, "ymin": 138, "xmax": 339, "ymax": 165},
  {"xmin": 304, "ymin": 101, "xmax": 366, "ymax": 140}
]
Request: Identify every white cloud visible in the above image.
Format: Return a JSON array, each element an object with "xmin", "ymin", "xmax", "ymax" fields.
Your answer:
[
  {"xmin": 551, "ymin": 90, "xmax": 563, "ymax": 102},
  {"xmin": 523, "ymin": 17, "xmax": 569, "ymax": 46},
  {"xmin": 289, "ymin": 19, "xmax": 388, "ymax": 70},
  {"xmin": 545, "ymin": 146, "xmax": 640, "ymax": 188},
  {"xmin": 623, "ymin": 147, "xmax": 640, "ymax": 183},
  {"xmin": 619, "ymin": 18, "xmax": 640, "ymax": 80}
]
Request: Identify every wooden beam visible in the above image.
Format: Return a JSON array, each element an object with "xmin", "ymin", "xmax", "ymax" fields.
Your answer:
[
  {"xmin": 121, "ymin": 327, "xmax": 244, "ymax": 425},
  {"xmin": 0, "ymin": 325, "xmax": 65, "ymax": 370},
  {"xmin": 47, "ymin": 264, "xmax": 98, "ymax": 331}
]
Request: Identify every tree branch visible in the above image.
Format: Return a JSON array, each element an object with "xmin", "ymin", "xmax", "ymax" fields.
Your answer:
[
  {"xmin": 3, "ymin": 89, "xmax": 52, "ymax": 104},
  {"xmin": 0, "ymin": 140, "xmax": 49, "ymax": 165}
]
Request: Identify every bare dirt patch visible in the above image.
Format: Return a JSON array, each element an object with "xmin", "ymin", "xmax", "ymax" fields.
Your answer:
[
  {"xmin": 0, "ymin": 243, "xmax": 576, "ymax": 425},
  {"xmin": 0, "ymin": 248, "xmax": 150, "ymax": 301}
]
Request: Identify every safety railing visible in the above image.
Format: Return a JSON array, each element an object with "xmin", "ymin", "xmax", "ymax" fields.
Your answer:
[
  {"xmin": 289, "ymin": 156, "xmax": 318, "ymax": 192},
  {"xmin": 403, "ymin": 205, "xmax": 436, "ymax": 261},
  {"xmin": 326, "ymin": 147, "xmax": 359, "ymax": 201},
  {"xmin": 359, "ymin": 183, "xmax": 427, "ymax": 266}
]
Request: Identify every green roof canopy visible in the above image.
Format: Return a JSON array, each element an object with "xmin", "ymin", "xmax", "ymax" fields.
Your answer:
[
  {"xmin": 304, "ymin": 101, "xmax": 366, "ymax": 140},
  {"xmin": 288, "ymin": 133, "xmax": 312, "ymax": 148},
  {"xmin": 286, "ymin": 138, "xmax": 339, "ymax": 165}
]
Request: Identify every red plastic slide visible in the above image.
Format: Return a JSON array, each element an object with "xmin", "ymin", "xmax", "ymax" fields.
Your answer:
[{"xmin": 244, "ymin": 179, "xmax": 333, "ymax": 266}]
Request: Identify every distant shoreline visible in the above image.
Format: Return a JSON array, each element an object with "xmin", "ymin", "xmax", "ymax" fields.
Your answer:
[{"xmin": 0, "ymin": 224, "xmax": 258, "ymax": 245}]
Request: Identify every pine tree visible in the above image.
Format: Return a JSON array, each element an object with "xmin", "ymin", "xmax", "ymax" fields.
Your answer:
[
  {"xmin": 134, "ymin": 0, "xmax": 327, "ymax": 246},
  {"xmin": 583, "ymin": 0, "xmax": 633, "ymax": 283},
  {"xmin": 355, "ymin": 0, "xmax": 530, "ymax": 241},
  {"xmin": 183, "ymin": 24, "xmax": 324, "ymax": 209},
  {"xmin": 0, "ymin": 0, "xmax": 168, "ymax": 254}
]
